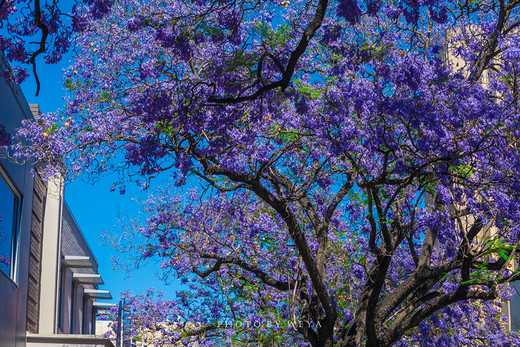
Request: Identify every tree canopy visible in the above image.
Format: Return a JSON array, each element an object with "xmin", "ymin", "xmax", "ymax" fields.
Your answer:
[
  {"xmin": 7, "ymin": 0, "xmax": 520, "ymax": 345},
  {"xmin": 0, "ymin": 0, "xmax": 113, "ymax": 94}
]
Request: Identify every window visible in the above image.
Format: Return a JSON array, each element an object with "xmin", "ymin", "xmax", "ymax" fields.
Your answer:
[
  {"xmin": 71, "ymin": 281, "xmax": 76, "ymax": 333},
  {"xmin": 58, "ymin": 267, "xmax": 65, "ymax": 332},
  {"xmin": 82, "ymin": 294, "xmax": 87, "ymax": 334},
  {"xmin": 0, "ymin": 166, "xmax": 20, "ymax": 280}
]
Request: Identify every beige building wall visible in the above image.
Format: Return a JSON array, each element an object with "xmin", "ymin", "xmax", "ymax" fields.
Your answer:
[
  {"xmin": 0, "ymin": 52, "xmax": 114, "ymax": 347},
  {"xmin": 39, "ymin": 177, "xmax": 64, "ymax": 334},
  {"xmin": 444, "ymin": 27, "xmax": 520, "ymax": 332}
]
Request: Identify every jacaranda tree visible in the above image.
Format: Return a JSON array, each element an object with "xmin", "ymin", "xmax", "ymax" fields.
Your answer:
[{"xmin": 8, "ymin": 0, "xmax": 520, "ymax": 345}]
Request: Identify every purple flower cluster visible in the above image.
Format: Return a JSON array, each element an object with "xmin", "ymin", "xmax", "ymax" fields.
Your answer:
[{"xmin": 0, "ymin": 124, "xmax": 11, "ymax": 146}]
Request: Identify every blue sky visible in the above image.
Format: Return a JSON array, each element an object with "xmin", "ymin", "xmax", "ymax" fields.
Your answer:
[{"xmin": 20, "ymin": 55, "xmax": 183, "ymax": 304}]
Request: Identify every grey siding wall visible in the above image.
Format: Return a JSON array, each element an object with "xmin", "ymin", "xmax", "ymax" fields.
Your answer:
[
  {"xmin": 60, "ymin": 204, "xmax": 99, "ymax": 335},
  {"xmin": 0, "ymin": 52, "xmax": 36, "ymax": 347},
  {"xmin": 61, "ymin": 205, "xmax": 98, "ymax": 274}
]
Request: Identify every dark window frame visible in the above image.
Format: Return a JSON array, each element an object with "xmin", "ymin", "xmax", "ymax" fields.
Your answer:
[
  {"xmin": 70, "ymin": 280, "xmax": 76, "ymax": 333},
  {"xmin": 57, "ymin": 266, "xmax": 65, "ymax": 332},
  {"xmin": 0, "ymin": 163, "xmax": 21, "ymax": 283}
]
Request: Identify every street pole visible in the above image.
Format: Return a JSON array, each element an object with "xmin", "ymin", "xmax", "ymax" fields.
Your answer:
[{"xmin": 116, "ymin": 300, "xmax": 122, "ymax": 347}]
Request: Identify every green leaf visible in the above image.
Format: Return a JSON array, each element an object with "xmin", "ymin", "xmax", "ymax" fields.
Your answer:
[
  {"xmin": 498, "ymin": 250, "xmax": 509, "ymax": 260},
  {"xmin": 64, "ymin": 78, "xmax": 74, "ymax": 91}
]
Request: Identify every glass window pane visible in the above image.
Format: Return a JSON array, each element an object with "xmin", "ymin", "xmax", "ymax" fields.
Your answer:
[{"xmin": 0, "ymin": 174, "xmax": 17, "ymax": 277}]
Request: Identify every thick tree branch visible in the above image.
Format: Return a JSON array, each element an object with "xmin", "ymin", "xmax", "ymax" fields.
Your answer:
[
  {"xmin": 470, "ymin": 0, "xmax": 510, "ymax": 82},
  {"xmin": 208, "ymin": 0, "xmax": 329, "ymax": 104},
  {"xmin": 381, "ymin": 287, "xmax": 498, "ymax": 346},
  {"xmin": 27, "ymin": 0, "xmax": 49, "ymax": 96},
  {"xmin": 200, "ymin": 160, "xmax": 338, "ymax": 339},
  {"xmin": 195, "ymin": 254, "xmax": 297, "ymax": 291}
]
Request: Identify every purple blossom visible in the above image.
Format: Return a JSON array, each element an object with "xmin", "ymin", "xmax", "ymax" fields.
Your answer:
[
  {"xmin": 0, "ymin": 124, "xmax": 11, "ymax": 146},
  {"xmin": 336, "ymin": 0, "xmax": 362, "ymax": 24}
]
